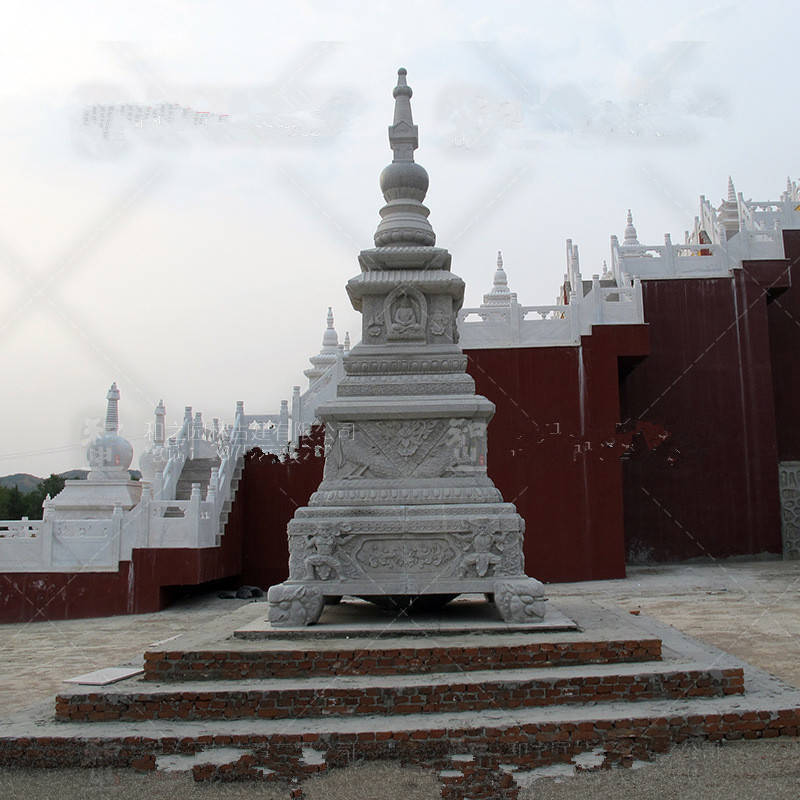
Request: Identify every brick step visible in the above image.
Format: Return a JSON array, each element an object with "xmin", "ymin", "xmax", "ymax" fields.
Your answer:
[
  {"xmin": 56, "ymin": 662, "xmax": 743, "ymax": 722},
  {"xmin": 5, "ymin": 692, "xmax": 800, "ymax": 795},
  {"xmin": 144, "ymin": 636, "xmax": 663, "ymax": 681}
]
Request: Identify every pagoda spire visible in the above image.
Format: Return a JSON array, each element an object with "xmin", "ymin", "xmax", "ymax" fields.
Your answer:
[
  {"xmin": 105, "ymin": 382, "xmax": 120, "ymax": 433},
  {"xmin": 482, "ymin": 249, "xmax": 516, "ymax": 307},
  {"xmin": 494, "ymin": 250, "xmax": 508, "ymax": 290},
  {"xmin": 389, "ymin": 68, "xmax": 417, "ymax": 162},
  {"xmin": 623, "ymin": 209, "xmax": 640, "ymax": 246},
  {"xmin": 322, "ymin": 307, "xmax": 338, "ymax": 349},
  {"xmin": 373, "ymin": 68, "xmax": 436, "ymax": 248},
  {"xmin": 727, "ymin": 176, "xmax": 736, "ymax": 203}
]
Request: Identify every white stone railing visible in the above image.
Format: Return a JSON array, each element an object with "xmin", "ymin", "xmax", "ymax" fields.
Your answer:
[
  {"xmin": 141, "ymin": 488, "xmax": 219, "ymax": 550},
  {"xmin": 457, "ymin": 276, "xmax": 643, "ymax": 349},
  {"xmin": 160, "ymin": 413, "xmax": 192, "ymax": 501},
  {"xmin": 213, "ymin": 402, "xmax": 247, "ymax": 526},
  {"xmin": 0, "ymin": 509, "xmax": 124, "ymax": 572},
  {"xmin": 612, "ymin": 225, "xmax": 788, "ymax": 283},
  {"xmin": 144, "ymin": 402, "xmax": 248, "ymax": 549},
  {"xmin": 611, "ymin": 237, "xmax": 730, "ymax": 280}
]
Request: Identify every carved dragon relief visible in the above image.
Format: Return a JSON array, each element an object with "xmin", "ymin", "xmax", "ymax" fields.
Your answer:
[{"xmin": 456, "ymin": 520, "xmax": 524, "ymax": 578}]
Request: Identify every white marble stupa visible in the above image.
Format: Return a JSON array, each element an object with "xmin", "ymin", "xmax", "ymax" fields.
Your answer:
[
  {"xmin": 267, "ymin": 68, "xmax": 545, "ymax": 626},
  {"xmin": 47, "ymin": 382, "xmax": 142, "ymax": 519}
]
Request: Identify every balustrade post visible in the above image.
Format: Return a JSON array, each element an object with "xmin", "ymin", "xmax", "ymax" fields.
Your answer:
[
  {"xmin": 112, "ymin": 504, "xmax": 123, "ymax": 567},
  {"xmin": 568, "ymin": 290, "xmax": 580, "ymax": 342},
  {"xmin": 664, "ymin": 233, "xmax": 676, "ymax": 275},
  {"xmin": 592, "ymin": 274, "xmax": 602, "ymax": 325},
  {"xmin": 206, "ymin": 468, "xmax": 219, "ymax": 503}
]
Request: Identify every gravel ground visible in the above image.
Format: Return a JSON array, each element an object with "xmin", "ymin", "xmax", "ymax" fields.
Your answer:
[
  {"xmin": 1, "ymin": 739, "xmax": 799, "ymax": 799},
  {"xmin": 521, "ymin": 738, "xmax": 800, "ymax": 800}
]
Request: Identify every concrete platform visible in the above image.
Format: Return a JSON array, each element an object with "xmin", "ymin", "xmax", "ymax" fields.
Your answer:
[{"xmin": 233, "ymin": 594, "xmax": 578, "ymax": 639}]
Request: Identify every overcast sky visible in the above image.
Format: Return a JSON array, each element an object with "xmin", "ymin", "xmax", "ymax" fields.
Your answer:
[{"xmin": 1, "ymin": 0, "xmax": 797, "ymax": 477}]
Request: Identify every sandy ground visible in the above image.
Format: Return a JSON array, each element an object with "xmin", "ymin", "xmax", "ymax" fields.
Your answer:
[{"xmin": 1, "ymin": 559, "xmax": 799, "ymax": 797}]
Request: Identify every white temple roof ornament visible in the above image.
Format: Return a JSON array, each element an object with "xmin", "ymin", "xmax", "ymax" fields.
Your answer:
[
  {"xmin": 322, "ymin": 306, "xmax": 338, "ymax": 349},
  {"xmin": 622, "ymin": 209, "xmax": 640, "ymax": 246},
  {"xmin": 719, "ymin": 176, "xmax": 740, "ymax": 238},
  {"xmin": 304, "ymin": 307, "xmax": 341, "ymax": 386},
  {"xmin": 482, "ymin": 250, "xmax": 517, "ymax": 306},
  {"xmin": 344, "ymin": 331, "xmax": 351, "ymax": 351},
  {"xmin": 373, "ymin": 68, "xmax": 436, "ymax": 248}
]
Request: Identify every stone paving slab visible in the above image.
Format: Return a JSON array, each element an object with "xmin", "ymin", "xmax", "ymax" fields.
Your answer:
[{"xmin": 63, "ymin": 667, "xmax": 144, "ymax": 686}]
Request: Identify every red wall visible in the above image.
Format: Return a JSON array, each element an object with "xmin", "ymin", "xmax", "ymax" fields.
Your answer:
[
  {"xmin": 467, "ymin": 325, "xmax": 649, "ymax": 582},
  {"xmin": 619, "ymin": 264, "xmax": 786, "ymax": 562},
  {"xmin": 235, "ymin": 430, "xmax": 325, "ymax": 590},
  {"xmin": 768, "ymin": 230, "xmax": 800, "ymax": 461}
]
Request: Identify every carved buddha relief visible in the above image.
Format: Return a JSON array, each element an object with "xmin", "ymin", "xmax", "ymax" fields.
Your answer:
[{"xmin": 384, "ymin": 284, "xmax": 427, "ymax": 341}]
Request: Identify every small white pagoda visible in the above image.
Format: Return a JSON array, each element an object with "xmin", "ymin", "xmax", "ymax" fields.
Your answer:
[{"xmin": 47, "ymin": 382, "xmax": 142, "ymax": 519}]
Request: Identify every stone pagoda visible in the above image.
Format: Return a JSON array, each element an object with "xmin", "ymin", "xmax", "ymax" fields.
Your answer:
[
  {"xmin": 47, "ymin": 382, "xmax": 142, "ymax": 519},
  {"xmin": 267, "ymin": 68, "xmax": 545, "ymax": 626}
]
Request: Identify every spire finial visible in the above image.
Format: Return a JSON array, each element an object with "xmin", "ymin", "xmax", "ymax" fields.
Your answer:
[
  {"xmin": 88, "ymin": 381, "xmax": 133, "ymax": 476},
  {"xmin": 373, "ymin": 68, "xmax": 436, "ymax": 248},
  {"xmin": 105, "ymin": 382, "xmax": 120, "ymax": 433},
  {"xmin": 482, "ymin": 249, "xmax": 515, "ymax": 306},
  {"xmin": 494, "ymin": 250, "xmax": 508, "ymax": 289},
  {"xmin": 727, "ymin": 176, "xmax": 736, "ymax": 203},
  {"xmin": 389, "ymin": 67, "xmax": 417, "ymax": 162},
  {"xmin": 344, "ymin": 331, "xmax": 351, "ymax": 351},
  {"xmin": 623, "ymin": 209, "xmax": 639, "ymax": 246},
  {"xmin": 321, "ymin": 306, "xmax": 338, "ymax": 349}
]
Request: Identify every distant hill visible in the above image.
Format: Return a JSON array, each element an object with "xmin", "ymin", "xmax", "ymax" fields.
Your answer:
[
  {"xmin": 0, "ymin": 474, "xmax": 42, "ymax": 492},
  {"xmin": 0, "ymin": 469, "xmax": 141, "ymax": 491}
]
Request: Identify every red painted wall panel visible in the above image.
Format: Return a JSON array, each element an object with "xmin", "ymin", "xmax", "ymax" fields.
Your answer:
[
  {"xmin": 235, "ymin": 431, "xmax": 325, "ymax": 590},
  {"xmin": 467, "ymin": 325, "xmax": 649, "ymax": 582},
  {"xmin": 768, "ymin": 230, "xmax": 800, "ymax": 461},
  {"xmin": 620, "ymin": 269, "xmax": 783, "ymax": 562}
]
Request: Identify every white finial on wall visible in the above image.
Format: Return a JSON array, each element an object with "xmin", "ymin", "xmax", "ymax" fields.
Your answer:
[{"xmin": 623, "ymin": 210, "xmax": 640, "ymax": 246}]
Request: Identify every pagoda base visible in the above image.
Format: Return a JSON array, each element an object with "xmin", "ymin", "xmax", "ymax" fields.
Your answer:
[
  {"xmin": 267, "ymin": 578, "xmax": 545, "ymax": 627},
  {"xmin": 266, "ymin": 500, "xmax": 545, "ymax": 627}
]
